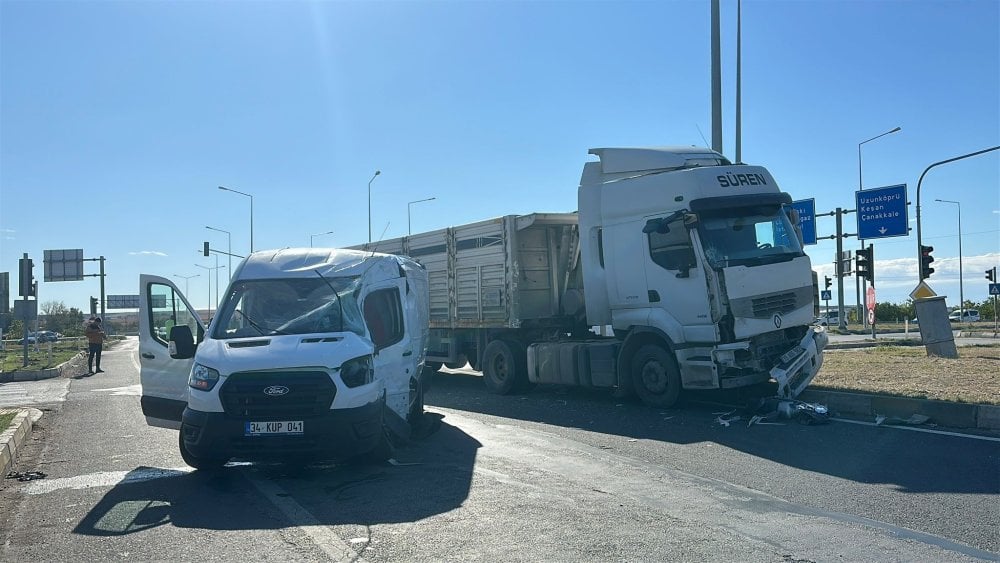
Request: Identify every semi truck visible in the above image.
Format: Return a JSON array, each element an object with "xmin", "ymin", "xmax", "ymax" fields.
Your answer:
[{"xmin": 353, "ymin": 147, "xmax": 827, "ymax": 407}]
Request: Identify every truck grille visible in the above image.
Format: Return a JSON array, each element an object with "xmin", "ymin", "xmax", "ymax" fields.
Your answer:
[
  {"xmin": 219, "ymin": 371, "xmax": 336, "ymax": 419},
  {"xmin": 752, "ymin": 292, "xmax": 797, "ymax": 316}
]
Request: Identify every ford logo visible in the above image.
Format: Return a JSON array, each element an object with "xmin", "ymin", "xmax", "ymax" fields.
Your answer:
[{"xmin": 263, "ymin": 385, "xmax": 290, "ymax": 397}]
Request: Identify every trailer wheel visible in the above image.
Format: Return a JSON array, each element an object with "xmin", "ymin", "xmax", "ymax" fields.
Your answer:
[
  {"xmin": 178, "ymin": 430, "xmax": 228, "ymax": 471},
  {"xmin": 630, "ymin": 344, "xmax": 682, "ymax": 408},
  {"xmin": 444, "ymin": 354, "xmax": 468, "ymax": 370},
  {"xmin": 482, "ymin": 339, "xmax": 530, "ymax": 394}
]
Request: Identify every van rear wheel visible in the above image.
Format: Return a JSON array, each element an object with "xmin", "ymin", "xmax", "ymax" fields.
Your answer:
[{"xmin": 630, "ymin": 344, "xmax": 682, "ymax": 408}]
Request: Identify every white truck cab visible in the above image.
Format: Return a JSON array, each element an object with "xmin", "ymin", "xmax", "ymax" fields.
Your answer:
[{"xmin": 138, "ymin": 248, "xmax": 429, "ymax": 469}]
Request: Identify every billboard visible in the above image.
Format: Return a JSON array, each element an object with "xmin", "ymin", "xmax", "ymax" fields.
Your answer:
[{"xmin": 44, "ymin": 249, "xmax": 85, "ymax": 282}]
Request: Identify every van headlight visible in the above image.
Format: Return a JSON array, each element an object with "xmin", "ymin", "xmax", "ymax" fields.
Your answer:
[
  {"xmin": 339, "ymin": 355, "xmax": 374, "ymax": 388},
  {"xmin": 189, "ymin": 363, "xmax": 220, "ymax": 391}
]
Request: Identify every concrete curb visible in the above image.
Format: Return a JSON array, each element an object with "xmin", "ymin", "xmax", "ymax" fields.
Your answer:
[
  {"xmin": 0, "ymin": 408, "xmax": 42, "ymax": 478},
  {"xmin": 799, "ymin": 389, "xmax": 1000, "ymax": 432},
  {"xmin": 0, "ymin": 352, "xmax": 86, "ymax": 383}
]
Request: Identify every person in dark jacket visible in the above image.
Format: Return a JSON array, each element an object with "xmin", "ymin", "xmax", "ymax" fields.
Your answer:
[{"xmin": 85, "ymin": 317, "xmax": 106, "ymax": 374}]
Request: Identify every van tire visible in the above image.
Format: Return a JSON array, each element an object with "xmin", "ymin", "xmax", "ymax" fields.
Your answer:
[
  {"xmin": 482, "ymin": 339, "xmax": 531, "ymax": 395},
  {"xmin": 178, "ymin": 430, "xmax": 227, "ymax": 471},
  {"xmin": 630, "ymin": 344, "xmax": 682, "ymax": 408}
]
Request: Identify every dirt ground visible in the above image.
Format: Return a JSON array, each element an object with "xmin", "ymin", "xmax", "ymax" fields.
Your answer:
[{"xmin": 812, "ymin": 345, "xmax": 1000, "ymax": 405}]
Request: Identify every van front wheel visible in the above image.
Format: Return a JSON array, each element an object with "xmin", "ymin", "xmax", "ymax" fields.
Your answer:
[{"xmin": 178, "ymin": 429, "xmax": 227, "ymax": 471}]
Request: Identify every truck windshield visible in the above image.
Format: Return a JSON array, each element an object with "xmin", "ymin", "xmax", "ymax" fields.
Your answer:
[
  {"xmin": 697, "ymin": 205, "xmax": 805, "ymax": 268},
  {"xmin": 212, "ymin": 277, "xmax": 366, "ymax": 339}
]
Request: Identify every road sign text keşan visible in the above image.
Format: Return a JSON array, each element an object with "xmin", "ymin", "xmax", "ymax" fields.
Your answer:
[{"xmin": 855, "ymin": 184, "xmax": 908, "ymax": 240}]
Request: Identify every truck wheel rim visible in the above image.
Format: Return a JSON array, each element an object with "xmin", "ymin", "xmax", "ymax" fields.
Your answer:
[
  {"xmin": 492, "ymin": 356, "xmax": 507, "ymax": 381},
  {"xmin": 641, "ymin": 361, "xmax": 668, "ymax": 394}
]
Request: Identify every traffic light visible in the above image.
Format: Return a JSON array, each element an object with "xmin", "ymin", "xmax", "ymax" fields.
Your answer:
[
  {"xmin": 824, "ymin": 276, "xmax": 832, "ymax": 290},
  {"xmin": 919, "ymin": 245, "xmax": 935, "ymax": 280},
  {"xmin": 203, "ymin": 242, "xmax": 210, "ymax": 257},
  {"xmin": 987, "ymin": 268, "xmax": 997, "ymax": 282},
  {"xmin": 856, "ymin": 245, "xmax": 874, "ymax": 283},
  {"xmin": 18, "ymin": 257, "xmax": 34, "ymax": 297},
  {"xmin": 89, "ymin": 297, "xmax": 98, "ymax": 316}
]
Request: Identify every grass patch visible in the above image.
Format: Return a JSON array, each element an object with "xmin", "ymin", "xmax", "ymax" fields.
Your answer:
[
  {"xmin": 1, "ymin": 339, "xmax": 87, "ymax": 373},
  {"xmin": 813, "ymin": 344, "xmax": 1000, "ymax": 405},
  {"xmin": 0, "ymin": 411, "xmax": 17, "ymax": 434}
]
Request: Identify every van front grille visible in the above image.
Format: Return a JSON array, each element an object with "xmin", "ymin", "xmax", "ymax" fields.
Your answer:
[{"xmin": 219, "ymin": 371, "xmax": 335, "ymax": 419}]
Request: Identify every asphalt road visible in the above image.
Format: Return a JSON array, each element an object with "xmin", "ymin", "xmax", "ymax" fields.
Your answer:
[{"xmin": 0, "ymin": 339, "xmax": 997, "ymax": 562}]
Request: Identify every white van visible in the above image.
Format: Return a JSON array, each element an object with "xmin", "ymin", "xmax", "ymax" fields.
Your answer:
[
  {"xmin": 138, "ymin": 248, "xmax": 429, "ymax": 469},
  {"xmin": 948, "ymin": 310, "xmax": 980, "ymax": 323}
]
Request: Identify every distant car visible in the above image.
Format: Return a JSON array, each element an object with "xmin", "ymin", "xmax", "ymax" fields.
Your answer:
[
  {"xmin": 815, "ymin": 314, "xmax": 840, "ymax": 327},
  {"xmin": 18, "ymin": 334, "xmax": 38, "ymax": 345},
  {"xmin": 36, "ymin": 330, "xmax": 60, "ymax": 342},
  {"xmin": 949, "ymin": 310, "xmax": 980, "ymax": 323}
]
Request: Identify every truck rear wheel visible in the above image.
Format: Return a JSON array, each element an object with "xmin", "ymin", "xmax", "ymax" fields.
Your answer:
[
  {"xmin": 178, "ymin": 430, "xmax": 228, "ymax": 471},
  {"xmin": 630, "ymin": 344, "xmax": 682, "ymax": 408},
  {"xmin": 482, "ymin": 338, "xmax": 531, "ymax": 394}
]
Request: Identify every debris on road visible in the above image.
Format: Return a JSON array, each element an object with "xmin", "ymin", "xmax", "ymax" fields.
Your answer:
[{"xmin": 875, "ymin": 413, "xmax": 931, "ymax": 426}]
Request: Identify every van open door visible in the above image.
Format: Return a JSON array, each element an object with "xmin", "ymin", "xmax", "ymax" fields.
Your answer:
[{"xmin": 138, "ymin": 274, "xmax": 205, "ymax": 429}]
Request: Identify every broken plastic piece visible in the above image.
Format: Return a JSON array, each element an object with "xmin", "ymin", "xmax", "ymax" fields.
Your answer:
[{"xmin": 875, "ymin": 413, "xmax": 931, "ymax": 426}]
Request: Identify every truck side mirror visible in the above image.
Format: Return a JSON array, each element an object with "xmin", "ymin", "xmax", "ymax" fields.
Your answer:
[
  {"xmin": 169, "ymin": 325, "xmax": 197, "ymax": 359},
  {"xmin": 643, "ymin": 218, "xmax": 667, "ymax": 234}
]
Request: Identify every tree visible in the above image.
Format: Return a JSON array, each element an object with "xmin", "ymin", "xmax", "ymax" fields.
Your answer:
[{"xmin": 38, "ymin": 300, "xmax": 85, "ymax": 335}]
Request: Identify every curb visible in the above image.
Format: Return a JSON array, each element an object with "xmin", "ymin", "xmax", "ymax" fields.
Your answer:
[
  {"xmin": 0, "ymin": 352, "xmax": 85, "ymax": 383},
  {"xmin": 0, "ymin": 408, "xmax": 42, "ymax": 478},
  {"xmin": 799, "ymin": 389, "xmax": 1000, "ymax": 432}
]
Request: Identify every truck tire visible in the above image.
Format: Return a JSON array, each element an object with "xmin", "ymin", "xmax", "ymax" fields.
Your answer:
[
  {"xmin": 178, "ymin": 430, "xmax": 228, "ymax": 471},
  {"xmin": 444, "ymin": 354, "xmax": 468, "ymax": 370},
  {"xmin": 482, "ymin": 339, "xmax": 531, "ymax": 394},
  {"xmin": 630, "ymin": 344, "xmax": 682, "ymax": 408}
]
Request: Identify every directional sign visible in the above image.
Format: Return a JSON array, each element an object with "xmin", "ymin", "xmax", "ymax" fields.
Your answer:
[
  {"xmin": 108, "ymin": 294, "xmax": 141, "ymax": 309},
  {"xmin": 789, "ymin": 199, "xmax": 817, "ymax": 245},
  {"xmin": 821, "ymin": 290, "xmax": 832, "ymax": 301},
  {"xmin": 43, "ymin": 249, "xmax": 84, "ymax": 282},
  {"xmin": 990, "ymin": 283, "xmax": 1000, "ymax": 296},
  {"xmin": 856, "ymin": 184, "xmax": 908, "ymax": 240}
]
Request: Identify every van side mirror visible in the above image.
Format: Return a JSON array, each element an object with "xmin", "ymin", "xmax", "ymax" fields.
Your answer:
[{"xmin": 169, "ymin": 325, "xmax": 196, "ymax": 359}]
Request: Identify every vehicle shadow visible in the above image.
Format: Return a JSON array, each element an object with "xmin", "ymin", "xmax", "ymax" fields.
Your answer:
[
  {"xmin": 72, "ymin": 417, "xmax": 480, "ymax": 537},
  {"xmin": 427, "ymin": 371, "xmax": 1000, "ymax": 496}
]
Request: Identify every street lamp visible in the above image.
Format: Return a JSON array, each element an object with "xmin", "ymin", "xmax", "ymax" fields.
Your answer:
[
  {"xmin": 311, "ymin": 230, "xmax": 335, "ymax": 247},
  {"xmin": 368, "ymin": 170, "xmax": 380, "ymax": 243},
  {"xmin": 172, "ymin": 273, "xmax": 200, "ymax": 295},
  {"xmin": 218, "ymin": 186, "xmax": 254, "ymax": 253},
  {"xmin": 857, "ymin": 126, "xmax": 901, "ymax": 327},
  {"xmin": 936, "ymin": 199, "xmax": 964, "ymax": 318},
  {"xmin": 194, "ymin": 263, "xmax": 226, "ymax": 318},
  {"xmin": 206, "ymin": 225, "xmax": 232, "ymax": 280},
  {"xmin": 408, "ymin": 197, "xmax": 436, "ymax": 235}
]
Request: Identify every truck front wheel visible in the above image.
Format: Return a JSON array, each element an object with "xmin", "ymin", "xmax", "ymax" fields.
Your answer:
[
  {"xmin": 482, "ymin": 339, "xmax": 530, "ymax": 394},
  {"xmin": 630, "ymin": 344, "xmax": 682, "ymax": 408}
]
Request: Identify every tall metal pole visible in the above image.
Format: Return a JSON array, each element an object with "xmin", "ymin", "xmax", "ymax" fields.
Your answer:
[
  {"xmin": 368, "ymin": 170, "xmax": 381, "ymax": 243},
  {"xmin": 936, "ymin": 199, "xmax": 963, "ymax": 317},
  {"xmin": 206, "ymin": 226, "xmax": 232, "ymax": 281},
  {"xmin": 218, "ymin": 186, "xmax": 254, "ymax": 254},
  {"xmin": 734, "ymin": 0, "xmax": 742, "ymax": 163},
  {"xmin": 835, "ymin": 208, "xmax": 847, "ymax": 331},
  {"xmin": 173, "ymin": 274, "xmax": 200, "ymax": 295},
  {"xmin": 916, "ymin": 146, "xmax": 999, "ymax": 281},
  {"xmin": 857, "ymin": 127, "xmax": 901, "ymax": 328},
  {"xmin": 99, "ymin": 256, "xmax": 106, "ymax": 320},
  {"xmin": 710, "ymin": 0, "xmax": 723, "ymax": 154},
  {"xmin": 407, "ymin": 197, "xmax": 436, "ymax": 235},
  {"xmin": 311, "ymin": 230, "xmax": 334, "ymax": 247}
]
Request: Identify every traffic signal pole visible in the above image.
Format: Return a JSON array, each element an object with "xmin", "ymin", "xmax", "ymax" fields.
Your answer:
[{"xmin": 816, "ymin": 207, "xmax": 857, "ymax": 331}]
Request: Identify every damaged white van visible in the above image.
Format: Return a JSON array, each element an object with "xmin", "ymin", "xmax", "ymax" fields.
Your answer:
[{"xmin": 138, "ymin": 248, "xmax": 430, "ymax": 469}]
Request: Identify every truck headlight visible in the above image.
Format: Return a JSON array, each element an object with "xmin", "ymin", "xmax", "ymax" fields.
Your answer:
[
  {"xmin": 339, "ymin": 355, "xmax": 374, "ymax": 388},
  {"xmin": 189, "ymin": 363, "xmax": 220, "ymax": 391}
]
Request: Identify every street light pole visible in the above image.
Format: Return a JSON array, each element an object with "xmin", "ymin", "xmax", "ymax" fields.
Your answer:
[
  {"xmin": 218, "ymin": 186, "xmax": 254, "ymax": 253},
  {"xmin": 311, "ymin": 230, "xmax": 334, "ymax": 247},
  {"xmin": 936, "ymin": 199, "xmax": 964, "ymax": 318},
  {"xmin": 194, "ymin": 263, "xmax": 226, "ymax": 319},
  {"xmin": 407, "ymin": 197, "xmax": 436, "ymax": 235},
  {"xmin": 172, "ymin": 274, "xmax": 200, "ymax": 295},
  {"xmin": 857, "ymin": 126, "xmax": 901, "ymax": 327},
  {"xmin": 368, "ymin": 170, "xmax": 380, "ymax": 244},
  {"xmin": 206, "ymin": 225, "xmax": 232, "ymax": 281}
]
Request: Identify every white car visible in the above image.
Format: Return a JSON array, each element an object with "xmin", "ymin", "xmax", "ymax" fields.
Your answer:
[{"xmin": 948, "ymin": 310, "xmax": 980, "ymax": 323}]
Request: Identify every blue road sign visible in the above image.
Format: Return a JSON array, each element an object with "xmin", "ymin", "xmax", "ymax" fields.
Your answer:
[
  {"xmin": 789, "ymin": 199, "xmax": 817, "ymax": 245},
  {"xmin": 856, "ymin": 184, "xmax": 908, "ymax": 240},
  {"xmin": 821, "ymin": 290, "xmax": 832, "ymax": 301},
  {"xmin": 990, "ymin": 283, "xmax": 1000, "ymax": 296}
]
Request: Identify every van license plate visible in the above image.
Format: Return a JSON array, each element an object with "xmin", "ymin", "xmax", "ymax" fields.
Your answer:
[{"xmin": 245, "ymin": 421, "xmax": 304, "ymax": 436}]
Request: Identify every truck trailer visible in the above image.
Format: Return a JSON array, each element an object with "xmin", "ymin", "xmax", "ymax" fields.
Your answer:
[{"xmin": 353, "ymin": 147, "xmax": 827, "ymax": 407}]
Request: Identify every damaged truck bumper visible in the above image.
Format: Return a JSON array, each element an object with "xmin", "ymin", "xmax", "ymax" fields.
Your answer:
[{"xmin": 770, "ymin": 327, "xmax": 828, "ymax": 399}]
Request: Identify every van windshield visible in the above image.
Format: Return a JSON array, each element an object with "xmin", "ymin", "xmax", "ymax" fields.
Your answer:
[
  {"xmin": 212, "ymin": 277, "xmax": 365, "ymax": 339},
  {"xmin": 697, "ymin": 205, "xmax": 805, "ymax": 268}
]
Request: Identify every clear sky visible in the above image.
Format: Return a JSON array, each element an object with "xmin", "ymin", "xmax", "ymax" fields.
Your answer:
[{"xmin": 1, "ymin": 0, "xmax": 998, "ymax": 317}]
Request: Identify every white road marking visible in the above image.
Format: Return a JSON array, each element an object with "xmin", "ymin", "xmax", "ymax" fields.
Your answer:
[
  {"xmin": 832, "ymin": 417, "xmax": 1000, "ymax": 442},
  {"xmin": 25, "ymin": 467, "xmax": 192, "ymax": 495},
  {"xmin": 243, "ymin": 471, "xmax": 368, "ymax": 563}
]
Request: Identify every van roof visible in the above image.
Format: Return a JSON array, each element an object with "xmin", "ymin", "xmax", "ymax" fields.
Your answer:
[{"xmin": 235, "ymin": 247, "xmax": 413, "ymax": 282}]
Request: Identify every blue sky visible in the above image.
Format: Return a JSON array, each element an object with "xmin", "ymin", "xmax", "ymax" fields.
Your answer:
[{"xmin": 1, "ymin": 0, "xmax": 998, "ymax": 317}]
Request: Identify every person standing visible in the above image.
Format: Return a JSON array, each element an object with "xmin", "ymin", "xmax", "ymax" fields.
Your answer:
[{"xmin": 85, "ymin": 317, "xmax": 106, "ymax": 374}]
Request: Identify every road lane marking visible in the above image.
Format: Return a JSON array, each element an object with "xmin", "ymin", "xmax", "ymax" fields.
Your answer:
[
  {"xmin": 832, "ymin": 417, "xmax": 1000, "ymax": 442},
  {"xmin": 24, "ymin": 467, "xmax": 191, "ymax": 495},
  {"xmin": 242, "ymin": 470, "xmax": 368, "ymax": 563}
]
